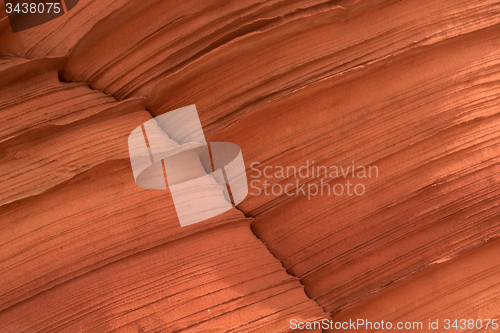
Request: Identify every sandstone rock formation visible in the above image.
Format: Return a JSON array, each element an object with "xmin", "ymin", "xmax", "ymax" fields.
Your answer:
[{"xmin": 0, "ymin": 0, "xmax": 499, "ymax": 332}]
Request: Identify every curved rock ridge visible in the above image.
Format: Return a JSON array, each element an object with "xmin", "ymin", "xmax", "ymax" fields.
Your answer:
[
  {"xmin": 58, "ymin": 0, "xmax": 500, "ymax": 136},
  {"xmin": 210, "ymin": 24, "xmax": 500, "ymax": 312},
  {"xmin": 0, "ymin": 221, "xmax": 327, "ymax": 332},
  {"xmin": 0, "ymin": 159, "xmax": 247, "ymax": 311},
  {"xmin": 327, "ymin": 237, "xmax": 500, "ymax": 332},
  {"xmin": 0, "ymin": 55, "xmax": 323, "ymax": 330},
  {"xmin": 0, "ymin": 57, "xmax": 150, "ymax": 206},
  {"xmin": 1, "ymin": 0, "xmax": 500, "ymax": 331},
  {"xmin": 62, "ymin": 0, "xmax": 349, "ymax": 99}
]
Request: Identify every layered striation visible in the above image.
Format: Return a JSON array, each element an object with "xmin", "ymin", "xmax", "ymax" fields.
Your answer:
[
  {"xmin": 210, "ymin": 24, "xmax": 500, "ymax": 313},
  {"xmin": 328, "ymin": 237, "xmax": 500, "ymax": 332},
  {"xmin": 0, "ymin": 0, "xmax": 500, "ymax": 331},
  {"xmin": 0, "ymin": 57, "xmax": 325, "ymax": 331}
]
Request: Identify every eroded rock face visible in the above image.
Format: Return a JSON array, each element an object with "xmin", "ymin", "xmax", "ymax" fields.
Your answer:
[
  {"xmin": 327, "ymin": 238, "xmax": 500, "ymax": 332},
  {"xmin": 1, "ymin": 0, "xmax": 500, "ymax": 331}
]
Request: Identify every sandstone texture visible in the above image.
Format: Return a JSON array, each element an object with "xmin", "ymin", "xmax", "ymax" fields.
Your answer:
[{"xmin": 0, "ymin": 0, "xmax": 499, "ymax": 332}]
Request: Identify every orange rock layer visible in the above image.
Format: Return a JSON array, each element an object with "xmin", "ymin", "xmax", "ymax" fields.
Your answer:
[{"xmin": 1, "ymin": 0, "xmax": 499, "ymax": 332}]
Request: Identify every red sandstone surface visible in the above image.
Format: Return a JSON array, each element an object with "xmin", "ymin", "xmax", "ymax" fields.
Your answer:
[{"xmin": 0, "ymin": 0, "xmax": 499, "ymax": 332}]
